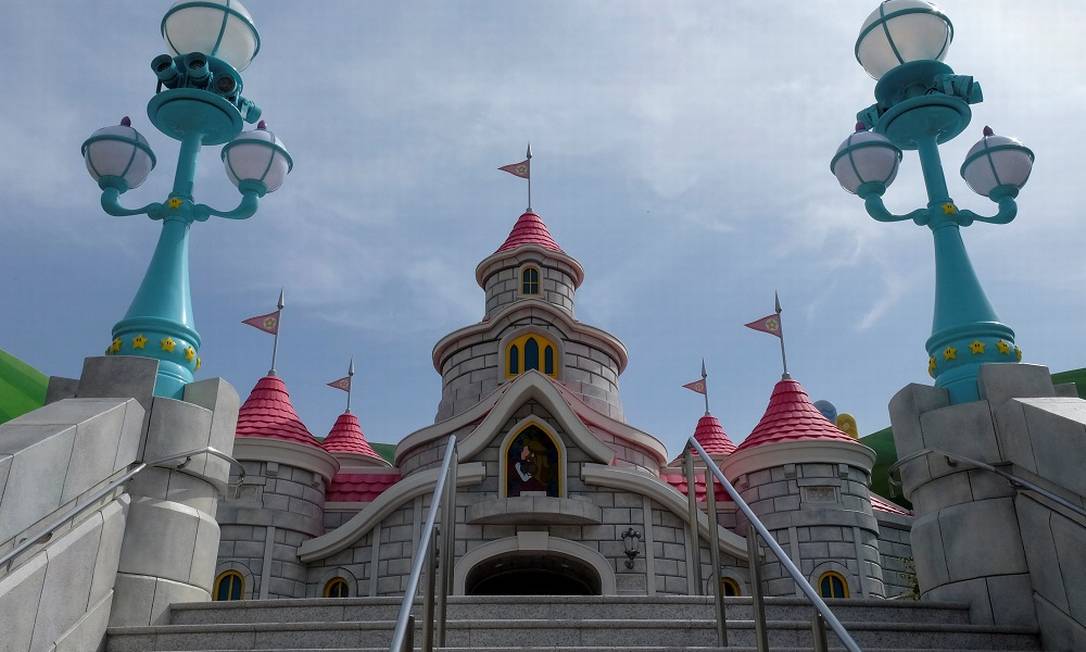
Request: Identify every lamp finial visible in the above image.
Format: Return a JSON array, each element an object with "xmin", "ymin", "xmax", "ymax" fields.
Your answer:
[
  {"xmin": 854, "ymin": 121, "xmax": 867, "ymax": 132},
  {"xmin": 983, "ymin": 125, "xmax": 994, "ymax": 137},
  {"xmin": 120, "ymin": 116, "xmax": 132, "ymax": 127},
  {"xmin": 257, "ymin": 120, "xmax": 267, "ymax": 130}
]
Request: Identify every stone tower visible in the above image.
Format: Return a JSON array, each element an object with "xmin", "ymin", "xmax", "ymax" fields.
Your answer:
[
  {"xmin": 215, "ymin": 374, "xmax": 338, "ymax": 599},
  {"xmin": 721, "ymin": 376, "xmax": 885, "ymax": 598},
  {"xmin": 433, "ymin": 210, "xmax": 628, "ymax": 422}
]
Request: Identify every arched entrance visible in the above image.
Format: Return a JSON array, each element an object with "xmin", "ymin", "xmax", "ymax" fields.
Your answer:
[{"xmin": 465, "ymin": 552, "xmax": 602, "ymax": 595}]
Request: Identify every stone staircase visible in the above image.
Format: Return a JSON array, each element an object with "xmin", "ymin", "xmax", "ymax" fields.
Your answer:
[{"xmin": 105, "ymin": 595, "xmax": 1041, "ymax": 651}]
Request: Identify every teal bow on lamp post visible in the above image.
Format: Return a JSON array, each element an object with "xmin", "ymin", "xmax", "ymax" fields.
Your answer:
[
  {"xmin": 830, "ymin": 0, "xmax": 1035, "ymax": 404},
  {"xmin": 81, "ymin": 0, "xmax": 293, "ymax": 398}
]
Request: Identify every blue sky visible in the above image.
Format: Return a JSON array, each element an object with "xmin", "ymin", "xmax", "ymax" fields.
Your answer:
[{"xmin": 3, "ymin": 1, "xmax": 1085, "ymax": 457}]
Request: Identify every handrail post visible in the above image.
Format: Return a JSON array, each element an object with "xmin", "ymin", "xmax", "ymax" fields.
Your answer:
[
  {"xmin": 812, "ymin": 611, "xmax": 829, "ymax": 652},
  {"xmin": 747, "ymin": 526, "xmax": 769, "ymax": 652},
  {"xmin": 683, "ymin": 448, "xmax": 702, "ymax": 595},
  {"xmin": 704, "ymin": 465, "xmax": 727, "ymax": 647},
  {"xmin": 422, "ymin": 528, "xmax": 437, "ymax": 652},
  {"xmin": 438, "ymin": 455, "xmax": 457, "ymax": 646}
]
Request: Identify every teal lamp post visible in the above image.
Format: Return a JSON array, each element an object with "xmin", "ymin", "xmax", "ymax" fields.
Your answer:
[
  {"xmin": 81, "ymin": 0, "xmax": 292, "ymax": 398},
  {"xmin": 831, "ymin": 0, "xmax": 1035, "ymax": 403}
]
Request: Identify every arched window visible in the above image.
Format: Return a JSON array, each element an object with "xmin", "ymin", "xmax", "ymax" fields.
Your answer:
[
  {"xmin": 214, "ymin": 571, "xmax": 244, "ymax": 601},
  {"xmin": 521, "ymin": 267, "xmax": 540, "ymax": 295},
  {"xmin": 508, "ymin": 345, "xmax": 519, "ymax": 375},
  {"xmin": 505, "ymin": 333, "xmax": 559, "ymax": 379},
  {"xmin": 722, "ymin": 577, "xmax": 741, "ymax": 597},
  {"xmin": 818, "ymin": 571, "xmax": 849, "ymax": 599},
  {"xmin": 524, "ymin": 337, "xmax": 540, "ymax": 371},
  {"xmin": 324, "ymin": 577, "xmax": 350, "ymax": 598},
  {"xmin": 503, "ymin": 424, "xmax": 562, "ymax": 497}
]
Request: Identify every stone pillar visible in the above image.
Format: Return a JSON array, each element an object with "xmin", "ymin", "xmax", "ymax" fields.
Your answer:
[
  {"xmin": 107, "ymin": 372, "xmax": 239, "ymax": 626},
  {"xmin": 888, "ymin": 364, "xmax": 1046, "ymax": 628},
  {"xmin": 723, "ymin": 441, "xmax": 883, "ymax": 599}
]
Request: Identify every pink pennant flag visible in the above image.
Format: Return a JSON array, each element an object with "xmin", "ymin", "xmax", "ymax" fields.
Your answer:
[
  {"xmin": 327, "ymin": 375, "xmax": 352, "ymax": 392},
  {"xmin": 499, "ymin": 159, "xmax": 530, "ymax": 179},
  {"xmin": 682, "ymin": 378, "xmax": 707, "ymax": 395},
  {"xmin": 242, "ymin": 310, "xmax": 280, "ymax": 335},
  {"xmin": 745, "ymin": 314, "xmax": 782, "ymax": 338}
]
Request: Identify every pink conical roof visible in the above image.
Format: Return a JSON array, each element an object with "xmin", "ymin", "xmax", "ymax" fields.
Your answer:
[
  {"xmin": 235, "ymin": 374, "xmax": 321, "ymax": 448},
  {"xmin": 322, "ymin": 411, "xmax": 384, "ymax": 463},
  {"xmin": 496, "ymin": 211, "xmax": 562, "ymax": 253},
  {"xmin": 692, "ymin": 413, "xmax": 737, "ymax": 457},
  {"xmin": 736, "ymin": 377, "xmax": 856, "ymax": 452}
]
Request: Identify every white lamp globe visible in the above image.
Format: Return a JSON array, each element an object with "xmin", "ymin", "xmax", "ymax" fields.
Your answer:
[
  {"xmin": 162, "ymin": 0, "xmax": 260, "ymax": 72},
  {"xmin": 221, "ymin": 122, "xmax": 293, "ymax": 193},
  {"xmin": 831, "ymin": 127, "xmax": 903, "ymax": 195},
  {"xmin": 960, "ymin": 127, "xmax": 1035, "ymax": 198},
  {"xmin": 81, "ymin": 118, "xmax": 156, "ymax": 190},
  {"xmin": 856, "ymin": 0, "xmax": 953, "ymax": 80}
]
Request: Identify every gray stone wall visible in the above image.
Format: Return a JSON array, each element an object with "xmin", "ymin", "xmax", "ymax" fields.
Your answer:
[
  {"xmin": 329, "ymin": 400, "xmax": 745, "ymax": 597},
  {"xmin": 736, "ymin": 461, "xmax": 885, "ymax": 599},
  {"xmin": 483, "ymin": 260, "xmax": 577, "ymax": 318},
  {"xmin": 434, "ymin": 315, "xmax": 623, "ymax": 423},
  {"xmin": 875, "ymin": 511, "xmax": 915, "ymax": 598},
  {"xmin": 217, "ymin": 459, "xmax": 326, "ymax": 599}
]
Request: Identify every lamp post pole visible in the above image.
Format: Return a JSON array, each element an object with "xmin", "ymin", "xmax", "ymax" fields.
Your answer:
[
  {"xmin": 832, "ymin": 1, "xmax": 1034, "ymax": 404},
  {"xmin": 82, "ymin": 0, "xmax": 292, "ymax": 398}
]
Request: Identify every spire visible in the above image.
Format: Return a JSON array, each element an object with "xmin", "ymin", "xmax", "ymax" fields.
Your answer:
[
  {"xmin": 235, "ymin": 374, "xmax": 321, "ymax": 448},
  {"xmin": 736, "ymin": 377, "xmax": 855, "ymax": 452},
  {"xmin": 690, "ymin": 413, "xmax": 737, "ymax": 457},
  {"xmin": 496, "ymin": 210, "xmax": 563, "ymax": 253},
  {"xmin": 322, "ymin": 410, "xmax": 387, "ymax": 465}
]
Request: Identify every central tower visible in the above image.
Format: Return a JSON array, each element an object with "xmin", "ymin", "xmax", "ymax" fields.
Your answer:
[{"xmin": 431, "ymin": 209, "xmax": 628, "ymax": 421}]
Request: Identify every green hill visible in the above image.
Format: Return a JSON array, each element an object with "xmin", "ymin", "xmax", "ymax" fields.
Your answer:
[{"xmin": 0, "ymin": 348, "xmax": 48, "ymax": 424}]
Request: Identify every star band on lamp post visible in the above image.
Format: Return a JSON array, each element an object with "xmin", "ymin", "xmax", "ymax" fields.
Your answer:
[
  {"xmin": 830, "ymin": 0, "xmax": 1034, "ymax": 403},
  {"xmin": 81, "ymin": 0, "xmax": 293, "ymax": 398}
]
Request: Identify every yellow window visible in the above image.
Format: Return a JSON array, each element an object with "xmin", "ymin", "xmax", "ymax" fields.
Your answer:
[
  {"xmin": 213, "ymin": 571, "xmax": 244, "ymax": 601},
  {"xmin": 818, "ymin": 571, "xmax": 849, "ymax": 599},
  {"xmin": 324, "ymin": 577, "xmax": 350, "ymax": 598},
  {"xmin": 505, "ymin": 333, "xmax": 558, "ymax": 379},
  {"xmin": 722, "ymin": 577, "xmax": 741, "ymax": 597}
]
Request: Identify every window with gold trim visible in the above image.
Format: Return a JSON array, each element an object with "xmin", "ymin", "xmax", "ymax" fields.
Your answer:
[
  {"xmin": 506, "ymin": 333, "xmax": 558, "ymax": 379},
  {"xmin": 213, "ymin": 570, "xmax": 244, "ymax": 601},
  {"xmin": 521, "ymin": 267, "xmax": 540, "ymax": 295},
  {"xmin": 324, "ymin": 577, "xmax": 350, "ymax": 598},
  {"xmin": 722, "ymin": 577, "xmax": 741, "ymax": 597},
  {"xmin": 817, "ymin": 571, "xmax": 849, "ymax": 598}
]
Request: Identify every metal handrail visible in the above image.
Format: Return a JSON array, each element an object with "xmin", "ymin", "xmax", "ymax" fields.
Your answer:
[
  {"xmin": 888, "ymin": 447, "xmax": 1086, "ymax": 521},
  {"xmin": 688, "ymin": 436, "xmax": 862, "ymax": 652},
  {"xmin": 390, "ymin": 435, "xmax": 458, "ymax": 652},
  {"xmin": 0, "ymin": 445, "xmax": 244, "ymax": 572}
]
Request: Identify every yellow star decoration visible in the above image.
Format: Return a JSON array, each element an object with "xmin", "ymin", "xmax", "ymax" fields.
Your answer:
[
  {"xmin": 942, "ymin": 202, "xmax": 958, "ymax": 215},
  {"xmin": 943, "ymin": 346, "xmax": 957, "ymax": 361},
  {"xmin": 969, "ymin": 340, "xmax": 985, "ymax": 355},
  {"xmin": 195, "ymin": 357, "xmax": 202, "ymax": 370},
  {"xmin": 1015, "ymin": 346, "xmax": 1023, "ymax": 362},
  {"xmin": 184, "ymin": 346, "xmax": 196, "ymax": 362},
  {"xmin": 109, "ymin": 337, "xmax": 122, "ymax": 354},
  {"xmin": 996, "ymin": 340, "xmax": 1011, "ymax": 355},
  {"xmin": 167, "ymin": 197, "xmax": 183, "ymax": 209},
  {"xmin": 160, "ymin": 337, "xmax": 176, "ymax": 352},
  {"xmin": 928, "ymin": 356, "xmax": 937, "ymax": 377},
  {"xmin": 132, "ymin": 334, "xmax": 148, "ymax": 349}
]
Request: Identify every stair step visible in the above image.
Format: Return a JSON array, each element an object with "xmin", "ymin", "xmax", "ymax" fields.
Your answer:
[
  {"xmin": 169, "ymin": 595, "xmax": 972, "ymax": 626},
  {"xmin": 105, "ymin": 619, "xmax": 1040, "ymax": 651}
]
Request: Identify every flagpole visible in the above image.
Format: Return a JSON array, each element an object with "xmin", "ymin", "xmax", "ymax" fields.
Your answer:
[
  {"xmin": 775, "ymin": 291, "xmax": 790, "ymax": 379},
  {"xmin": 346, "ymin": 358, "xmax": 355, "ymax": 413},
  {"xmin": 701, "ymin": 359, "xmax": 710, "ymax": 415},
  {"xmin": 269, "ymin": 288, "xmax": 284, "ymax": 375},
  {"xmin": 526, "ymin": 142, "xmax": 533, "ymax": 212}
]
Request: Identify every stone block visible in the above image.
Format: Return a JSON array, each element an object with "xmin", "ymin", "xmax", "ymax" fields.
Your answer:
[
  {"xmin": 183, "ymin": 377, "xmax": 240, "ymax": 483},
  {"xmin": 60, "ymin": 401, "xmax": 131, "ymax": 503},
  {"xmin": 89, "ymin": 496, "xmax": 129, "ymax": 606},
  {"xmin": 1015, "ymin": 398, "xmax": 1086, "ymax": 496},
  {"xmin": 919, "ymin": 400, "xmax": 1003, "ymax": 475},
  {"xmin": 1051, "ymin": 506, "xmax": 1086, "ymax": 624},
  {"xmin": 109, "ymin": 572, "xmax": 156, "ymax": 626},
  {"xmin": 117, "ymin": 497, "xmax": 203, "ymax": 583},
  {"xmin": 54, "ymin": 590, "xmax": 113, "ymax": 652},
  {"xmin": 74, "ymin": 356, "xmax": 158, "ymax": 419},
  {"xmin": 150, "ymin": 576, "xmax": 208, "ymax": 624},
  {"xmin": 910, "ymin": 512, "xmax": 949, "ymax": 592},
  {"xmin": 29, "ymin": 512, "xmax": 105, "ymax": 650},
  {"xmin": 1034, "ymin": 592, "xmax": 1086, "ymax": 652},
  {"xmin": 986, "ymin": 573, "xmax": 1038, "ymax": 628},
  {"xmin": 978, "ymin": 362, "xmax": 1054, "ymax": 410},
  {"xmin": 888, "ymin": 383, "xmax": 950, "ymax": 495},
  {"xmin": 939, "ymin": 497, "xmax": 1027, "ymax": 582},
  {"xmin": 189, "ymin": 512, "xmax": 222, "ymax": 591},
  {"xmin": 45, "ymin": 376, "xmax": 78, "ymax": 404},
  {"xmin": 0, "ymin": 421, "xmax": 76, "ymax": 542},
  {"xmin": 0, "ymin": 547, "xmax": 47, "ymax": 652},
  {"xmin": 144, "ymin": 397, "xmax": 213, "ymax": 475}
]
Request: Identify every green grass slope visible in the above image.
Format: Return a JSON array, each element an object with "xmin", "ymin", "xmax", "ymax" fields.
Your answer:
[{"xmin": 0, "ymin": 348, "xmax": 48, "ymax": 424}]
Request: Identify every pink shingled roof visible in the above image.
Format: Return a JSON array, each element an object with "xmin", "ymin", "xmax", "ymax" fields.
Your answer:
[
  {"xmin": 870, "ymin": 493, "xmax": 912, "ymax": 516},
  {"xmin": 496, "ymin": 211, "xmax": 562, "ymax": 253},
  {"xmin": 691, "ymin": 413, "xmax": 737, "ymax": 457},
  {"xmin": 661, "ymin": 471, "xmax": 733, "ymax": 503},
  {"xmin": 326, "ymin": 472, "xmax": 402, "ymax": 503},
  {"xmin": 235, "ymin": 374, "xmax": 321, "ymax": 448},
  {"xmin": 322, "ymin": 411, "xmax": 385, "ymax": 463},
  {"xmin": 736, "ymin": 377, "xmax": 857, "ymax": 452}
]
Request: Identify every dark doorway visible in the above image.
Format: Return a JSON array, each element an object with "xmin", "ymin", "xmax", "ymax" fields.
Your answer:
[{"xmin": 465, "ymin": 552, "xmax": 601, "ymax": 595}]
